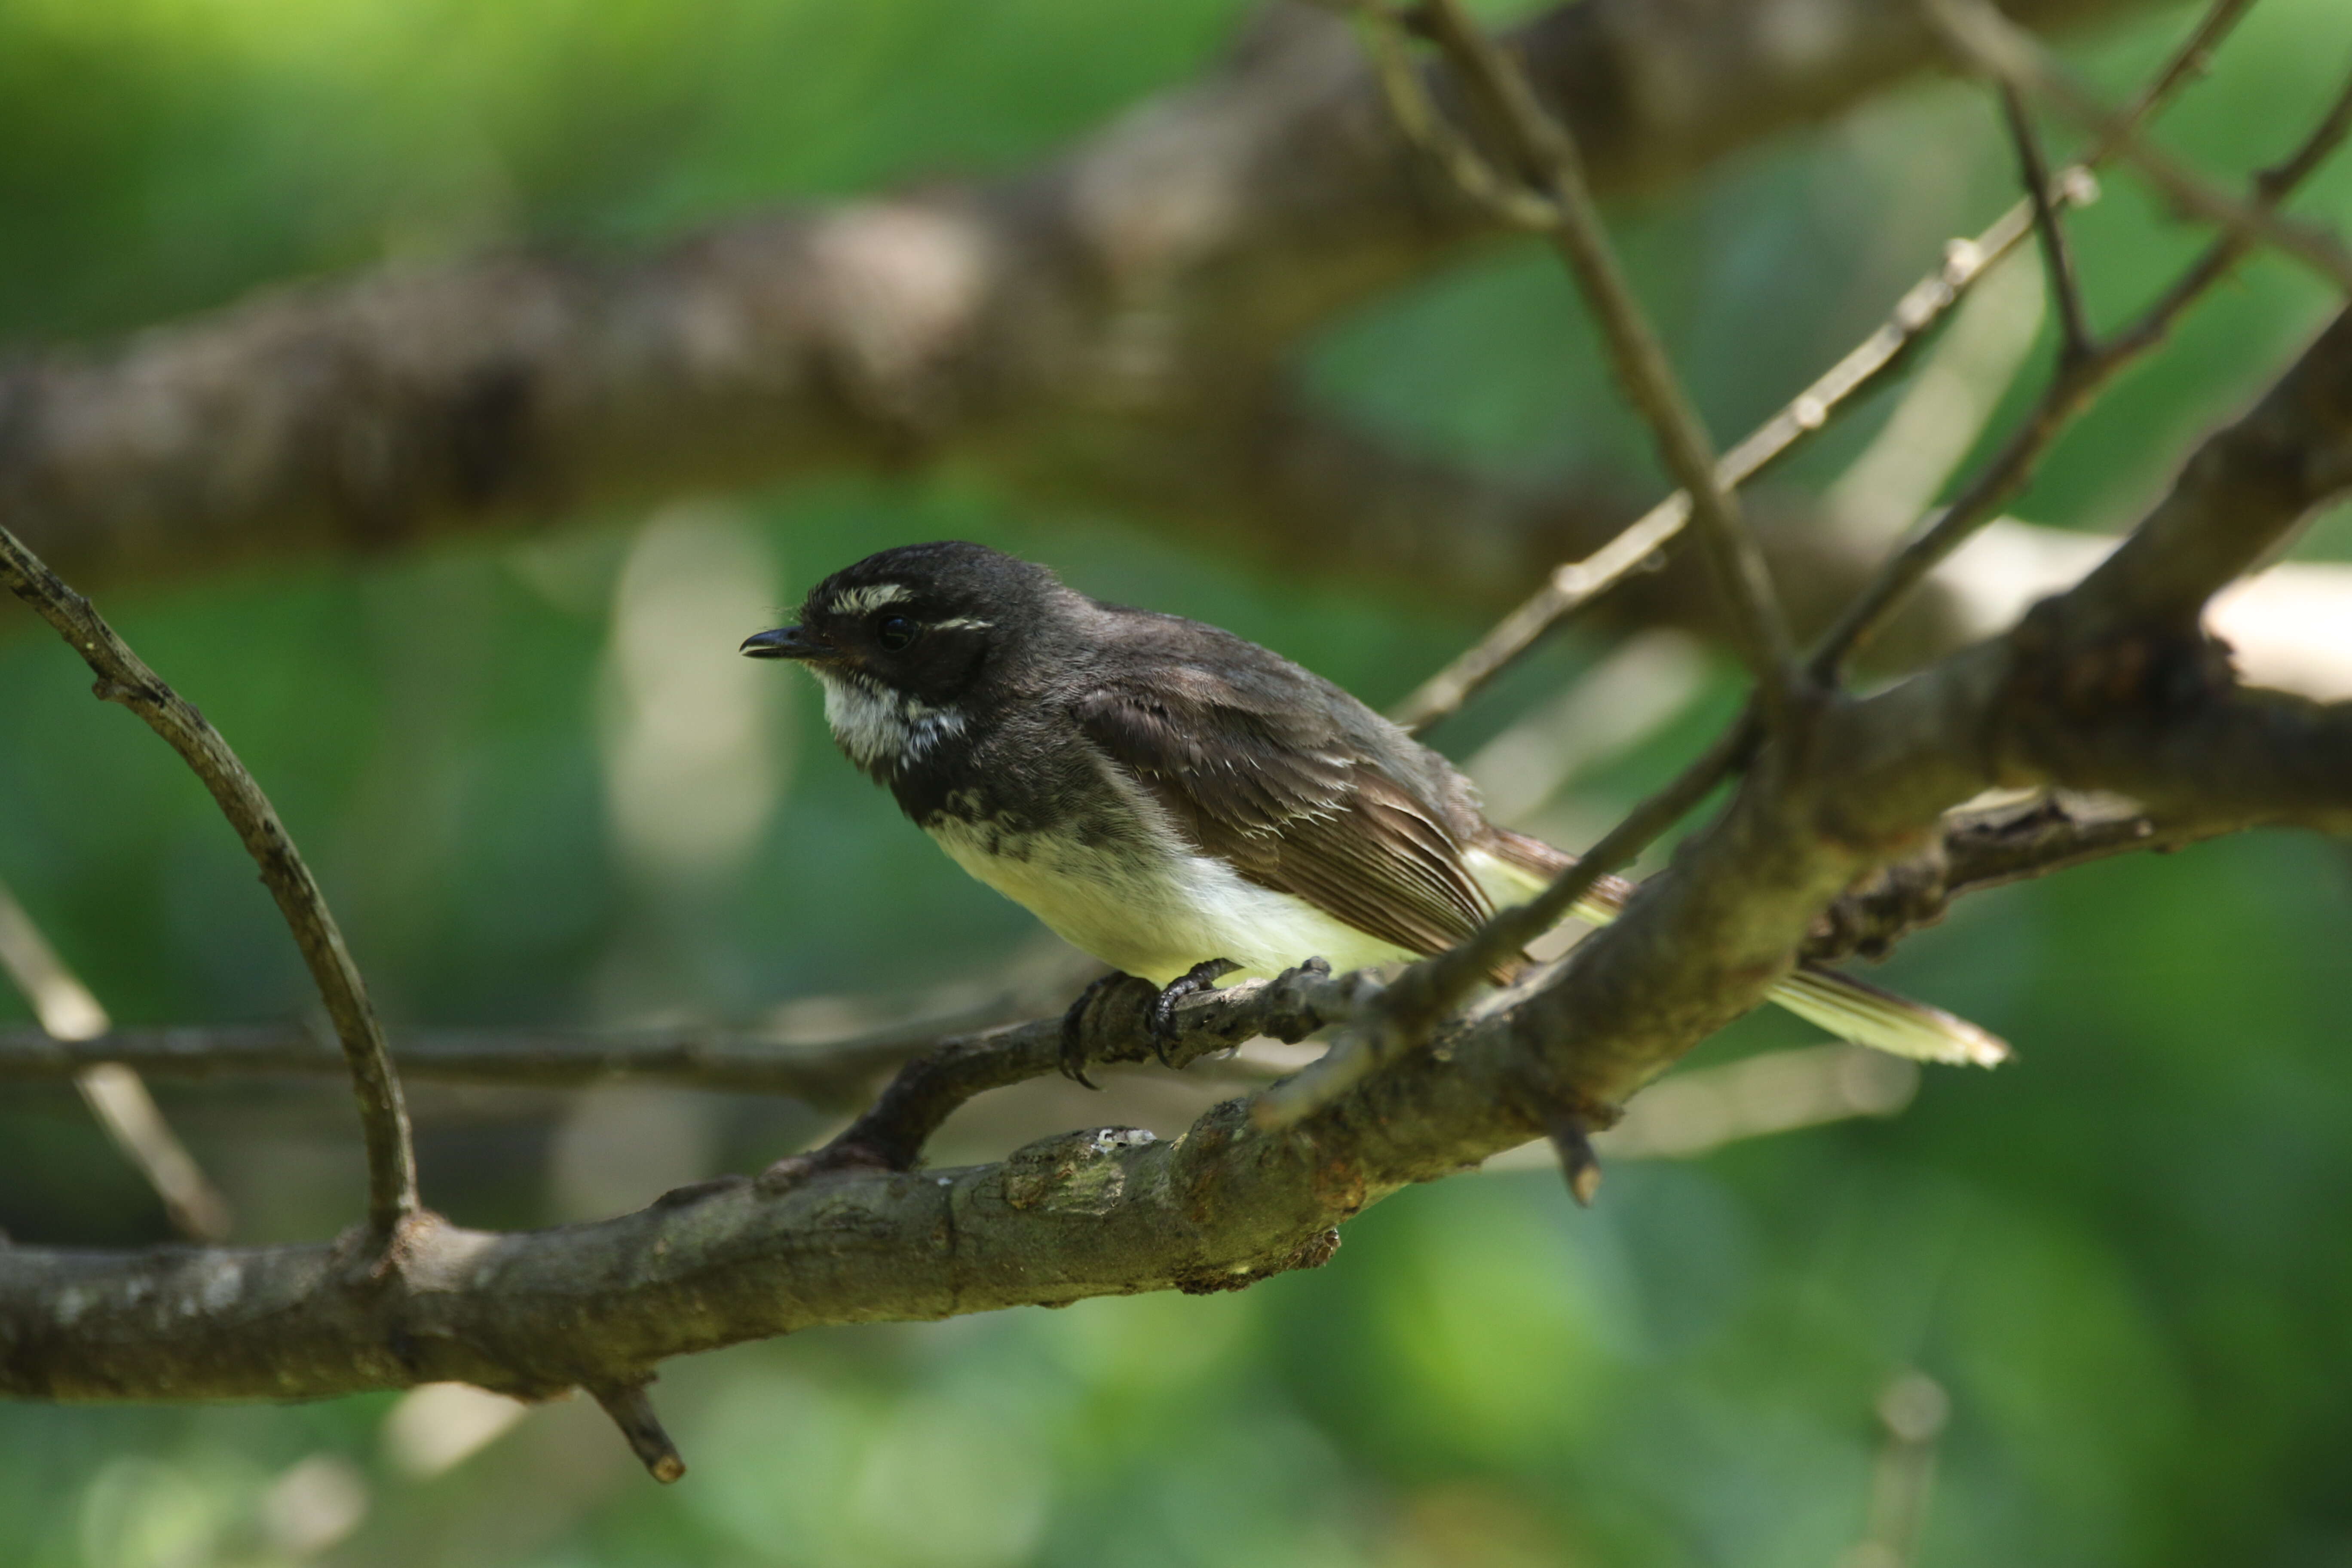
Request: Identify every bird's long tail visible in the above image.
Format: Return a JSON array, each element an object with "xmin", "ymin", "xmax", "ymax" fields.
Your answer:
[{"xmin": 1469, "ymin": 827, "xmax": 2008, "ymax": 1068}]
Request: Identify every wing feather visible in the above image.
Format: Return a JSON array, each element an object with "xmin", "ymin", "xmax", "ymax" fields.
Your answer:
[{"xmin": 1072, "ymin": 674, "xmax": 1493, "ymax": 961}]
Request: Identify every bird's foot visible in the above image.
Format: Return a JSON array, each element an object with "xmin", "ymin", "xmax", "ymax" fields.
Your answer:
[
  {"xmin": 1149, "ymin": 959, "xmax": 1240, "ymax": 1064},
  {"xmin": 1059, "ymin": 972, "xmax": 1155, "ymax": 1089}
]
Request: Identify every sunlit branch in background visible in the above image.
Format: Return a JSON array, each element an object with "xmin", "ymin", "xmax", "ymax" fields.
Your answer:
[
  {"xmin": 1841, "ymin": 1371, "xmax": 1952, "ymax": 1568},
  {"xmin": 0, "ymin": 876, "xmax": 231, "ymax": 1241}
]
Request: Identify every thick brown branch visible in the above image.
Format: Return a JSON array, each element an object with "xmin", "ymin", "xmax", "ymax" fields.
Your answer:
[{"xmin": 0, "ymin": 0, "xmax": 2164, "ymax": 593}]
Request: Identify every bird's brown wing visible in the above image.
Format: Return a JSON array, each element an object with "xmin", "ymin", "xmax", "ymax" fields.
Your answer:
[{"xmin": 1072, "ymin": 668, "xmax": 1492, "ymax": 959}]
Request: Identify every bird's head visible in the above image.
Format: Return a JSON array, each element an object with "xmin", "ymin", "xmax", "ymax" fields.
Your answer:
[{"xmin": 741, "ymin": 541, "xmax": 1051, "ymax": 770}]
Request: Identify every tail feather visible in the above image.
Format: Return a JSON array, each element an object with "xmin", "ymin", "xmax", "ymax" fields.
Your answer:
[
  {"xmin": 1470, "ymin": 827, "xmax": 2009, "ymax": 1067},
  {"xmin": 1767, "ymin": 967, "xmax": 2009, "ymax": 1067}
]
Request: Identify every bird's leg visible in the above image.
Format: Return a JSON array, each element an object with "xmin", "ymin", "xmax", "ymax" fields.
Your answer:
[
  {"xmin": 1059, "ymin": 971, "xmax": 1154, "ymax": 1088},
  {"xmin": 1149, "ymin": 959, "xmax": 1240, "ymax": 1063}
]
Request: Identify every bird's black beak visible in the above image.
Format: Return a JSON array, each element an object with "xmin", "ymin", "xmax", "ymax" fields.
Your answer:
[{"xmin": 739, "ymin": 625, "xmax": 830, "ymax": 660}]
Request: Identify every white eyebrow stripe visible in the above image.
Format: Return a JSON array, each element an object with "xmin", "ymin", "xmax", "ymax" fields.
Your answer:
[
  {"xmin": 833, "ymin": 583, "xmax": 913, "ymax": 615},
  {"xmin": 930, "ymin": 617, "xmax": 993, "ymax": 631}
]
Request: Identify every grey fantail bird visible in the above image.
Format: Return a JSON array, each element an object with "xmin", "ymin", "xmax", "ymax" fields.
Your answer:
[{"xmin": 741, "ymin": 542, "xmax": 2006, "ymax": 1076}]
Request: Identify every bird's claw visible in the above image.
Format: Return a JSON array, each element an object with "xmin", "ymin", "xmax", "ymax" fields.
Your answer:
[
  {"xmin": 1059, "ymin": 973, "xmax": 1136, "ymax": 1089},
  {"xmin": 1149, "ymin": 959, "xmax": 1240, "ymax": 1064}
]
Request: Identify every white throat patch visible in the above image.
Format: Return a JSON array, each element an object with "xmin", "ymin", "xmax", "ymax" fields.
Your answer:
[{"xmin": 813, "ymin": 667, "xmax": 965, "ymax": 771}]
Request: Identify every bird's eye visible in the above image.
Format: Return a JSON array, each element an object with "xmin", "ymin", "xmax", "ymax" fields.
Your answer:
[{"xmin": 875, "ymin": 614, "xmax": 920, "ymax": 652}]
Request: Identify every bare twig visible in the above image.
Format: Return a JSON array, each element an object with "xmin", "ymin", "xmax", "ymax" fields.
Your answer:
[
  {"xmin": 1399, "ymin": 0, "xmax": 1803, "ymax": 727},
  {"xmin": 1391, "ymin": 462, "xmax": 1692, "ymax": 733},
  {"xmin": 1390, "ymin": 0, "xmax": 2256, "ymax": 733},
  {"xmin": 0, "ymin": 525, "xmax": 418, "ymax": 1233},
  {"xmin": 0, "ymin": 879, "xmax": 232, "ymax": 1240},
  {"xmin": 1344, "ymin": 1, "xmax": 1559, "ymax": 229},
  {"xmin": 1931, "ymin": 0, "xmax": 2352, "ymax": 297},
  {"xmin": 1390, "ymin": 236, "xmax": 2033, "ymax": 733},
  {"xmin": 2103, "ymin": 0, "xmax": 2257, "ymax": 135},
  {"xmin": 1544, "ymin": 1110, "xmax": 1605, "ymax": 1206},
  {"xmin": 1999, "ymin": 83, "xmax": 2097, "ymax": 365},
  {"xmin": 1809, "ymin": 63, "xmax": 2352, "ymax": 677},
  {"xmin": 0, "ymin": 955, "xmax": 1094, "ymax": 1102},
  {"xmin": 69, "ymin": 1070, "xmax": 235, "ymax": 1244},
  {"xmin": 591, "ymin": 1384, "xmax": 686, "ymax": 1484},
  {"xmin": 0, "ymin": 1020, "xmax": 926, "ymax": 1102}
]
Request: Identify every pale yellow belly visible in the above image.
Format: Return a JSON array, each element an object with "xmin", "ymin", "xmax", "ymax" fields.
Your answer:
[{"xmin": 926, "ymin": 818, "xmax": 1415, "ymax": 985}]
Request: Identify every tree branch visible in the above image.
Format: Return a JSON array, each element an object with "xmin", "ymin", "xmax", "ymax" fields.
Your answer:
[
  {"xmin": 1998, "ymin": 83, "xmax": 2096, "ymax": 366},
  {"xmin": 1929, "ymin": 0, "xmax": 2352, "ymax": 297},
  {"xmin": 1807, "ymin": 60, "xmax": 2352, "ymax": 677},
  {"xmin": 0, "ymin": 0, "xmax": 2168, "ymax": 594},
  {"xmin": 1405, "ymin": 0, "xmax": 1801, "ymax": 724},
  {"xmin": 1389, "ymin": 0, "xmax": 2256, "ymax": 731},
  {"xmin": 0, "ymin": 527, "xmax": 418, "ymax": 1235},
  {"xmin": 0, "ymin": 878, "xmax": 232, "ymax": 1241},
  {"xmin": 1389, "ymin": 219, "xmax": 2036, "ymax": 732},
  {"xmin": 13, "ymin": 302, "xmax": 2351, "ymax": 1411},
  {"xmin": 0, "ymin": 1020, "xmax": 924, "ymax": 1104}
]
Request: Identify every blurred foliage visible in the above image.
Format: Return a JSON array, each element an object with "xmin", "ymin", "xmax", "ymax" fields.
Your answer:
[{"xmin": 5, "ymin": 0, "xmax": 2352, "ymax": 1565}]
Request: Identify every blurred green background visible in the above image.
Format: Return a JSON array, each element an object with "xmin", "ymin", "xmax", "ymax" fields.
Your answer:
[{"xmin": 4, "ymin": 0, "xmax": 2352, "ymax": 1564}]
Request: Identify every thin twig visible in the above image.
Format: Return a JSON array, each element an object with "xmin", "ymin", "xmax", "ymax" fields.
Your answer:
[
  {"xmin": 1544, "ymin": 1110, "xmax": 1605, "ymax": 1206},
  {"xmin": 1809, "ymin": 61, "xmax": 2352, "ymax": 676},
  {"xmin": 2103, "ymin": 0, "xmax": 2258, "ymax": 138},
  {"xmin": 1389, "ymin": 0, "xmax": 2256, "ymax": 734},
  {"xmin": 1999, "ymin": 83, "xmax": 2096, "ymax": 365},
  {"xmin": 1390, "ymin": 228, "xmax": 2030, "ymax": 733},
  {"xmin": 0, "ymin": 957, "xmax": 1104, "ymax": 1102},
  {"xmin": 1405, "ymin": 0, "xmax": 1804, "ymax": 728},
  {"xmin": 1931, "ymin": 0, "xmax": 2352, "ymax": 298},
  {"xmin": 591, "ymin": 1384, "xmax": 686, "ymax": 1484},
  {"xmin": 0, "ymin": 1020, "xmax": 931, "ymax": 1101},
  {"xmin": 0, "ymin": 524, "xmax": 418, "ymax": 1233},
  {"xmin": 1345, "ymin": 0, "xmax": 1559, "ymax": 229}
]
